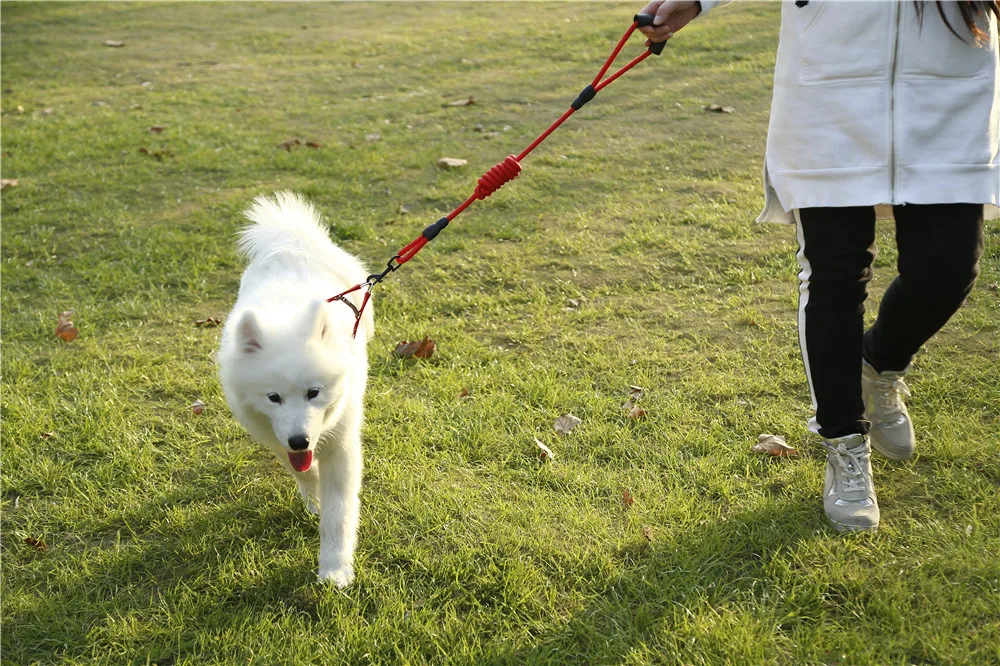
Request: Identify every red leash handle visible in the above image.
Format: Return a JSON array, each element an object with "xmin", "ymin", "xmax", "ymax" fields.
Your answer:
[{"xmin": 329, "ymin": 17, "xmax": 668, "ymax": 337}]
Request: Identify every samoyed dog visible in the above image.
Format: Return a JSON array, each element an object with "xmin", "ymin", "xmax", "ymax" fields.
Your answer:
[{"xmin": 218, "ymin": 192, "xmax": 373, "ymax": 587}]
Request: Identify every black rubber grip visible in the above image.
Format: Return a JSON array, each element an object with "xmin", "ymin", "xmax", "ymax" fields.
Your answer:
[
  {"xmin": 571, "ymin": 84, "xmax": 597, "ymax": 110},
  {"xmin": 634, "ymin": 13, "xmax": 668, "ymax": 56},
  {"xmin": 422, "ymin": 216, "xmax": 450, "ymax": 241},
  {"xmin": 634, "ymin": 13, "xmax": 656, "ymax": 27}
]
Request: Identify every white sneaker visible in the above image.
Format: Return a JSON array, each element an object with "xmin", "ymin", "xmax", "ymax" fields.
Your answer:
[
  {"xmin": 862, "ymin": 360, "xmax": 915, "ymax": 460},
  {"xmin": 822, "ymin": 434, "xmax": 879, "ymax": 532}
]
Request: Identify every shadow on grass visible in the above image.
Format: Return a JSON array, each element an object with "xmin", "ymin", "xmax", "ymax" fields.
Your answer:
[
  {"xmin": 485, "ymin": 501, "xmax": 824, "ymax": 665},
  {"xmin": 5, "ymin": 473, "xmax": 320, "ymax": 663},
  {"xmin": 8, "ymin": 474, "xmax": 823, "ymax": 664}
]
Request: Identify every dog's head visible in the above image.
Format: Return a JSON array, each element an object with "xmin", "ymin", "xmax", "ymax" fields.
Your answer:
[{"xmin": 229, "ymin": 299, "xmax": 359, "ymax": 471}]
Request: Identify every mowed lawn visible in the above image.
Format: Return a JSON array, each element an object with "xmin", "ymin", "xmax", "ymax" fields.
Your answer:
[{"xmin": 2, "ymin": 2, "xmax": 999, "ymax": 664}]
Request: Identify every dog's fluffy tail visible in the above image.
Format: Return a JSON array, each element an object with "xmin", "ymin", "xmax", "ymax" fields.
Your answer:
[{"xmin": 238, "ymin": 191, "xmax": 338, "ymax": 264}]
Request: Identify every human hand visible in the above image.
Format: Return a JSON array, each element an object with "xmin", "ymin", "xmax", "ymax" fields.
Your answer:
[{"xmin": 636, "ymin": 0, "xmax": 701, "ymax": 44}]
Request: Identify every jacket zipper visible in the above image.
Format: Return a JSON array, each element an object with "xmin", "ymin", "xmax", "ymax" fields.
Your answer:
[{"xmin": 888, "ymin": 1, "xmax": 902, "ymax": 199}]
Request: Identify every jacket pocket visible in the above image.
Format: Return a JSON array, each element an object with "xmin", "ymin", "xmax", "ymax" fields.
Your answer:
[
  {"xmin": 897, "ymin": 2, "xmax": 996, "ymax": 79},
  {"xmin": 792, "ymin": 1, "xmax": 892, "ymax": 84}
]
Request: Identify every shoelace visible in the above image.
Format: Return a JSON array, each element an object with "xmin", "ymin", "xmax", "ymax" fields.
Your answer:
[
  {"xmin": 873, "ymin": 375, "xmax": 911, "ymax": 415},
  {"xmin": 822, "ymin": 442, "xmax": 870, "ymax": 493}
]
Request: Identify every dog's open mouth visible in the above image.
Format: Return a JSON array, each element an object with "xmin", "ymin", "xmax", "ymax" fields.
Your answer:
[{"xmin": 288, "ymin": 450, "xmax": 313, "ymax": 472}]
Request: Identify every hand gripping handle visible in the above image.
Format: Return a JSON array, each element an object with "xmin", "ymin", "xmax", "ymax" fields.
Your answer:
[{"xmin": 634, "ymin": 13, "xmax": 668, "ymax": 55}]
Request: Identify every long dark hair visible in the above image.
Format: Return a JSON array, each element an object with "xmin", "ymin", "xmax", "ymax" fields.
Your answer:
[{"xmin": 916, "ymin": 1, "xmax": 1000, "ymax": 43}]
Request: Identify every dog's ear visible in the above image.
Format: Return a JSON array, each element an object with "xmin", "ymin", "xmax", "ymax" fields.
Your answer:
[
  {"xmin": 304, "ymin": 299, "xmax": 331, "ymax": 342},
  {"xmin": 237, "ymin": 310, "xmax": 264, "ymax": 353}
]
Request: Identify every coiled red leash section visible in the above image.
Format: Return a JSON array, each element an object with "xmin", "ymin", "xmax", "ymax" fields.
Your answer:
[{"xmin": 329, "ymin": 14, "xmax": 666, "ymax": 337}]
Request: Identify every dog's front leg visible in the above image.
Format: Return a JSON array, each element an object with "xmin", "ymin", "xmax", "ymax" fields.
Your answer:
[{"xmin": 316, "ymin": 416, "xmax": 362, "ymax": 588}]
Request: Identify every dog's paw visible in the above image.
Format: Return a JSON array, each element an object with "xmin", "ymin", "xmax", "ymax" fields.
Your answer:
[{"xmin": 318, "ymin": 564, "xmax": 355, "ymax": 588}]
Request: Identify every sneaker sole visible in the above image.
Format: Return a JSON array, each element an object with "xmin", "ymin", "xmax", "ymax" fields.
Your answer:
[
  {"xmin": 869, "ymin": 433, "xmax": 914, "ymax": 461},
  {"xmin": 829, "ymin": 518, "xmax": 879, "ymax": 533}
]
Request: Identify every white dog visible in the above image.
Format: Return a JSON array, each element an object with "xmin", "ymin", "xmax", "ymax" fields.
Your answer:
[{"xmin": 218, "ymin": 192, "xmax": 373, "ymax": 587}]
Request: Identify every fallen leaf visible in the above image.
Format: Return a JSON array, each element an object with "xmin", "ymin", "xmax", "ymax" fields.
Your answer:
[
  {"xmin": 190, "ymin": 400, "xmax": 206, "ymax": 415},
  {"xmin": 567, "ymin": 298, "xmax": 581, "ymax": 309},
  {"xmin": 39, "ymin": 432, "xmax": 54, "ymax": 440},
  {"xmin": 623, "ymin": 488, "xmax": 635, "ymax": 507},
  {"xmin": 25, "ymin": 537, "xmax": 48, "ymax": 551},
  {"xmin": 458, "ymin": 387, "xmax": 470, "ymax": 399},
  {"xmin": 365, "ymin": 133, "xmax": 381, "ymax": 143},
  {"xmin": 194, "ymin": 317, "xmax": 222, "ymax": 327},
  {"xmin": 642, "ymin": 525, "xmax": 653, "ymax": 542},
  {"xmin": 554, "ymin": 413, "xmax": 582, "ymax": 436},
  {"xmin": 1, "ymin": 179, "xmax": 18, "ymax": 190},
  {"xmin": 148, "ymin": 125, "xmax": 165, "ymax": 134},
  {"xmin": 626, "ymin": 404, "xmax": 647, "ymax": 420},
  {"xmin": 394, "ymin": 337, "xmax": 436, "ymax": 359},
  {"xmin": 705, "ymin": 104, "xmax": 736, "ymax": 113},
  {"xmin": 446, "ymin": 96, "xmax": 476, "ymax": 107},
  {"xmin": 751, "ymin": 433, "xmax": 798, "ymax": 457},
  {"xmin": 437, "ymin": 157, "xmax": 467, "ymax": 169},
  {"xmin": 103, "ymin": 40, "xmax": 124, "ymax": 47},
  {"xmin": 55, "ymin": 310, "xmax": 78, "ymax": 342},
  {"xmin": 138, "ymin": 147, "xmax": 171, "ymax": 160},
  {"xmin": 628, "ymin": 385, "xmax": 645, "ymax": 400},
  {"xmin": 277, "ymin": 138, "xmax": 302, "ymax": 152},
  {"xmin": 305, "ymin": 141, "xmax": 322, "ymax": 149},
  {"xmin": 534, "ymin": 438, "xmax": 555, "ymax": 461}
]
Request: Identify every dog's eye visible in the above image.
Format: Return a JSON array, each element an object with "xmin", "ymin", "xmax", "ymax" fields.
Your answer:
[
  {"xmin": 267, "ymin": 393, "xmax": 282, "ymax": 404},
  {"xmin": 306, "ymin": 388, "xmax": 320, "ymax": 400}
]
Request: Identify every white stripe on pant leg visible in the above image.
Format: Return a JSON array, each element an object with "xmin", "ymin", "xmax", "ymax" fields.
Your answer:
[{"xmin": 794, "ymin": 210, "xmax": 821, "ymax": 435}]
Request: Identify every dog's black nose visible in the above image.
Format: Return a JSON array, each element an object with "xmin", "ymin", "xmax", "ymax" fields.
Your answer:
[{"xmin": 288, "ymin": 434, "xmax": 309, "ymax": 451}]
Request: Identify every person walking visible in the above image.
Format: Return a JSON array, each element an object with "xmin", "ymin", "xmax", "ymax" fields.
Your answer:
[{"xmin": 638, "ymin": 0, "xmax": 995, "ymax": 531}]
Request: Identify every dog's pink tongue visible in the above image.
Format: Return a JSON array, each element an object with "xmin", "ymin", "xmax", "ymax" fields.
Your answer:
[{"xmin": 288, "ymin": 450, "xmax": 313, "ymax": 472}]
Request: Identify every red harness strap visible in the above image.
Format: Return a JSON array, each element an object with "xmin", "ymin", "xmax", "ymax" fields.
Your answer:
[{"xmin": 330, "ymin": 15, "xmax": 666, "ymax": 338}]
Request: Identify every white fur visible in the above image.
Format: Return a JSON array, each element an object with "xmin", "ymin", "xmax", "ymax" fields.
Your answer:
[{"xmin": 218, "ymin": 192, "xmax": 372, "ymax": 587}]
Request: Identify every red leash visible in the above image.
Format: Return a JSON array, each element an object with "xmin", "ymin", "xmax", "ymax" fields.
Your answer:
[{"xmin": 330, "ymin": 14, "xmax": 667, "ymax": 338}]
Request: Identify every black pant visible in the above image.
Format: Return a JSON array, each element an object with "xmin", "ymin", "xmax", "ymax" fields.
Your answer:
[{"xmin": 796, "ymin": 204, "xmax": 984, "ymax": 439}]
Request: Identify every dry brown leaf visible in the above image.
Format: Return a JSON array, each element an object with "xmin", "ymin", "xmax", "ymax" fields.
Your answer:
[
  {"xmin": 628, "ymin": 385, "xmax": 645, "ymax": 400},
  {"xmin": 190, "ymin": 400, "xmax": 206, "ymax": 415},
  {"xmin": 278, "ymin": 138, "xmax": 302, "ymax": 152},
  {"xmin": 446, "ymin": 96, "xmax": 476, "ymax": 107},
  {"xmin": 148, "ymin": 125, "xmax": 165, "ymax": 134},
  {"xmin": 394, "ymin": 337, "xmax": 436, "ymax": 359},
  {"xmin": 553, "ymin": 413, "xmax": 582, "ymax": 436},
  {"xmin": 751, "ymin": 433, "xmax": 798, "ymax": 457},
  {"xmin": 55, "ymin": 310, "xmax": 78, "ymax": 342},
  {"xmin": 623, "ymin": 488, "xmax": 635, "ymax": 508},
  {"xmin": 705, "ymin": 104, "xmax": 736, "ymax": 114},
  {"xmin": 1, "ymin": 179, "xmax": 18, "ymax": 190},
  {"xmin": 627, "ymin": 404, "xmax": 647, "ymax": 420},
  {"xmin": 534, "ymin": 438, "xmax": 555, "ymax": 462},
  {"xmin": 25, "ymin": 536, "xmax": 48, "ymax": 551},
  {"xmin": 194, "ymin": 317, "xmax": 222, "ymax": 327},
  {"xmin": 437, "ymin": 157, "xmax": 467, "ymax": 169},
  {"xmin": 642, "ymin": 525, "xmax": 653, "ymax": 542},
  {"xmin": 458, "ymin": 387, "xmax": 470, "ymax": 399},
  {"xmin": 305, "ymin": 141, "xmax": 322, "ymax": 149},
  {"xmin": 39, "ymin": 432, "xmax": 54, "ymax": 440},
  {"xmin": 103, "ymin": 40, "xmax": 124, "ymax": 47}
]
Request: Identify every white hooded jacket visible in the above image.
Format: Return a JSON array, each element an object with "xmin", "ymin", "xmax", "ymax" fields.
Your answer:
[{"xmin": 700, "ymin": 0, "xmax": 1000, "ymax": 223}]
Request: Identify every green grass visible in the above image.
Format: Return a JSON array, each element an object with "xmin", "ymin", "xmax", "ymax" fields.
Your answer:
[{"xmin": 2, "ymin": 2, "xmax": 999, "ymax": 664}]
